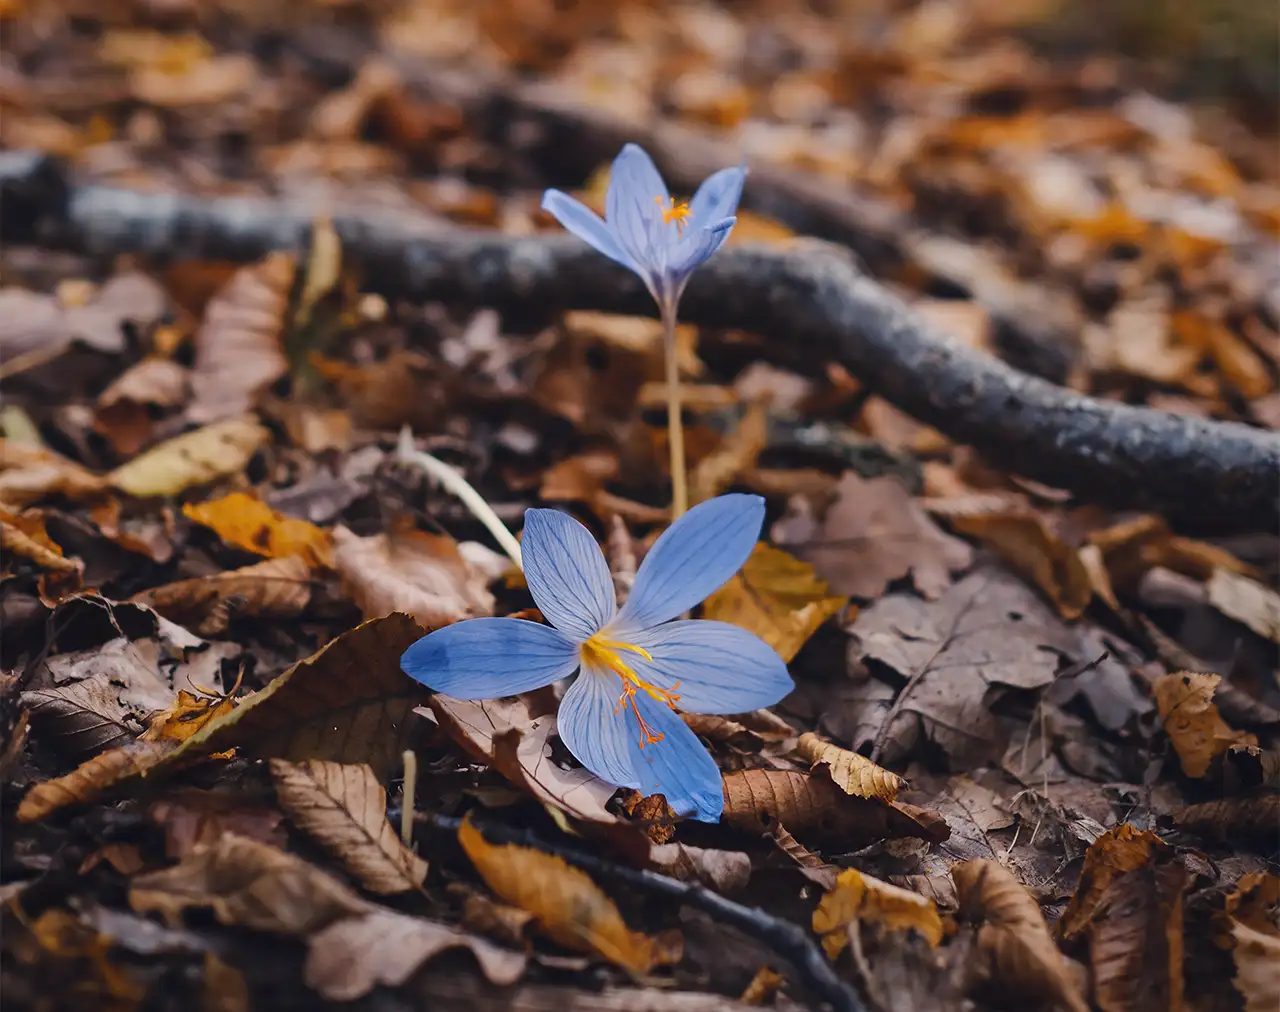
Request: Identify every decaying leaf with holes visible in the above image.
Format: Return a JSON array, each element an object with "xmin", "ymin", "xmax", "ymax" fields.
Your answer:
[
  {"xmin": 813, "ymin": 868, "xmax": 944, "ymax": 958},
  {"xmin": 131, "ymin": 554, "xmax": 312, "ymax": 636},
  {"xmin": 140, "ymin": 690, "xmax": 237, "ymax": 744},
  {"xmin": 1058, "ymin": 824, "xmax": 1172, "ymax": 942},
  {"xmin": 183, "ymin": 492, "xmax": 333, "ymax": 568},
  {"xmin": 952, "ymin": 859, "xmax": 1088, "ymax": 1012},
  {"xmin": 795, "ymin": 731, "xmax": 904, "ymax": 801},
  {"xmin": 458, "ymin": 817, "xmax": 681, "ymax": 973},
  {"xmin": 269, "ymin": 759, "xmax": 427, "ymax": 895},
  {"xmin": 1152, "ymin": 671, "xmax": 1256, "ymax": 778}
]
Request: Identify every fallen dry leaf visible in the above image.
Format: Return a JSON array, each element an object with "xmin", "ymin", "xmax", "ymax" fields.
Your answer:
[
  {"xmin": 739, "ymin": 966, "xmax": 785, "ymax": 1006},
  {"xmin": 148, "ymin": 789, "xmax": 287, "ymax": 859},
  {"xmin": 108, "ymin": 418, "xmax": 269, "ymax": 498},
  {"xmin": 813, "ymin": 868, "xmax": 944, "ymax": 958},
  {"xmin": 1089, "ymin": 514, "xmax": 1255, "ymax": 594},
  {"xmin": 795, "ymin": 731, "xmax": 905, "ymax": 801},
  {"xmin": 689, "ymin": 400, "xmax": 769, "ymax": 504},
  {"xmin": 18, "ymin": 739, "xmax": 179, "ymax": 822},
  {"xmin": 458, "ymin": 816, "xmax": 680, "ymax": 973},
  {"xmin": 13, "ymin": 907, "xmax": 146, "ymax": 1008},
  {"xmin": 131, "ymin": 555, "xmax": 312, "ymax": 636},
  {"xmin": 1227, "ymin": 918, "xmax": 1280, "ymax": 1012},
  {"xmin": 953, "ymin": 859, "xmax": 1088, "ymax": 1012},
  {"xmin": 648, "ymin": 842, "xmax": 752, "ymax": 895},
  {"xmin": 1172, "ymin": 794, "xmax": 1280, "ymax": 845},
  {"xmin": 773, "ymin": 472, "xmax": 973, "ymax": 600},
  {"xmin": 269, "ymin": 759, "xmax": 427, "ymax": 895},
  {"xmin": 1206, "ymin": 567, "xmax": 1280, "ymax": 644},
  {"xmin": 767, "ymin": 823, "xmax": 839, "ymax": 889},
  {"xmin": 139, "ymin": 690, "xmax": 236, "ymax": 744},
  {"xmin": 310, "ymin": 349, "xmax": 448, "ymax": 432},
  {"xmin": 333, "ymin": 521, "xmax": 494, "ymax": 629},
  {"xmin": 0, "ymin": 441, "xmax": 107, "ymax": 507},
  {"xmin": 0, "ymin": 506, "xmax": 82, "ymax": 576},
  {"xmin": 95, "ymin": 357, "xmax": 190, "ymax": 457},
  {"xmin": 1152, "ymin": 671, "xmax": 1256, "ymax": 778},
  {"xmin": 1058, "ymin": 824, "xmax": 1171, "ymax": 942},
  {"xmin": 1089, "ymin": 860, "xmax": 1188, "ymax": 1012},
  {"xmin": 183, "ymin": 492, "xmax": 333, "ymax": 568},
  {"xmin": 701, "ymin": 542, "xmax": 848, "ymax": 662}
]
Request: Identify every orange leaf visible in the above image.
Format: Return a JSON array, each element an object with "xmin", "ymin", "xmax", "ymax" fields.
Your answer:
[
  {"xmin": 813, "ymin": 868, "xmax": 943, "ymax": 952},
  {"xmin": 183, "ymin": 492, "xmax": 333, "ymax": 569},
  {"xmin": 1152, "ymin": 671, "xmax": 1256, "ymax": 779}
]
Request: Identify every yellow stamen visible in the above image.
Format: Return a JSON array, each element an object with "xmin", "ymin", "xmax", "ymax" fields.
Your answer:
[
  {"xmin": 580, "ymin": 634, "xmax": 680, "ymax": 749},
  {"xmin": 654, "ymin": 195, "xmax": 692, "ymax": 230}
]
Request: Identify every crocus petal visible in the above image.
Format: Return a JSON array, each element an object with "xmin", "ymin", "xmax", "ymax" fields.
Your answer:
[
  {"xmin": 627, "ymin": 695, "xmax": 724, "ymax": 822},
  {"xmin": 522, "ymin": 508, "xmax": 616, "ymax": 642},
  {"xmin": 614, "ymin": 493, "xmax": 764, "ymax": 631},
  {"xmin": 606, "ymin": 145, "xmax": 667, "ymax": 279},
  {"xmin": 400, "ymin": 617, "xmax": 579, "ymax": 698},
  {"xmin": 558, "ymin": 666, "xmax": 640, "ymax": 790},
  {"xmin": 624, "ymin": 620, "xmax": 793, "ymax": 714},
  {"xmin": 542, "ymin": 190, "xmax": 634, "ymax": 271},
  {"xmin": 686, "ymin": 165, "xmax": 745, "ymax": 233},
  {"xmin": 612, "ymin": 143, "xmax": 669, "ymax": 209},
  {"xmin": 669, "ymin": 217, "xmax": 735, "ymax": 281}
]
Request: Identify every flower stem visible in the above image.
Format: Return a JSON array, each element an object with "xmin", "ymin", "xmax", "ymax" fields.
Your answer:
[
  {"xmin": 395, "ymin": 426, "xmax": 523, "ymax": 570},
  {"xmin": 661, "ymin": 300, "xmax": 688, "ymax": 519}
]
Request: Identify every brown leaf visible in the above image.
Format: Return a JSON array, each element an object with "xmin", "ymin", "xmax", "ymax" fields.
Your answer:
[
  {"xmin": 1089, "ymin": 514, "xmax": 1255, "ymax": 594},
  {"xmin": 689, "ymin": 400, "xmax": 769, "ymax": 504},
  {"xmin": 458, "ymin": 817, "xmax": 680, "ymax": 973},
  {"xmin": 1206, "ymin": 567, "xmax": 1280, "ymax": 644},
  {"xmin": 1172, "ymin": 310, "xmax": 1273, "ymax": 399},
  {"xmin": 953, "ymin": 859, "xmax": 1088, "ymax": 1012},
  {"xmin": 18, "ymin": 739, "xmax": 179, "ymax": 822},
  {"xmin": 796, "ymin": 731, "xmax": 905, "ymax": 801},
  {"xmin": 1058, "ymin": 824, "xmax": 1171, "ymax": 942},
  {"xmin": 945, "ymin": 509, "xmax": 1092, "ymax": 620},
  {"xmin": 1227, "ymin": 919, "xmax": 1280, "ymax": 1012},
  {"xmin": 813, "ymin": 868, "xmax": 944, "ymax": 954},
  {"xmin": 310, "ymin": 349, "xmax": 448, "ymax": 432},
  {"xmin": 333, "ymin": 521, "xmax": 494, "ymax": 629},
  {"xmin": 0, "ymin": 440, "xmax": 107, "ymax": 507},
  {"xmin": 766, "ymin": 823, "xmax": 839, "ymax": 889},
  {"xmin": 305, "ymin": 906, "xmax": 527, "ymax": 1000},
  {"xmin": 1152, "ymin": 671, "xmax": 1256, "ymax": 778},
  {"xmin": 131, "ymin": 555, "xmax": 312, "ymax": 636},
  {"xmin": 107, "ymin": 418, "xmax": 269, "ymax": 498},
  {"xmin": 185, "ymin": 253, "xmax": 292, "ymax": 425},
  {"xmin": 148, "ymin": 789, "xmax": 287, "ymax": 859},
  {"xmin": 701, "ymin": 542, "xmax": 848, "ymax": 662},
  {"xmin": 183, "ymin": 492, "xmax": 333, "ymax": 569},
  {"xmin": 13, "ymin": 908, "xmax": 146, "ymax": 1008},
  {"xmin": 269, "ymin": 759, "xmax": 428, "ymax": 895},
  {"xmin": 1172, "ymin": 794, "xmax": 1280, "ymax": 844},
  {"xmin": 0, "ymin": 506, "xmax": 82, "ymax": 575},
  {"xmin": 95, "ymin": 357, "xmax": 189, "ymax": 457},
  {"xmin": 773, "ymin": 472, "xmax": 973, "ymax": 600},
  {"xmin": 648, "ymin": 842, "xmax": 752, "ymax": 894},
  {"xmin": 1088, "ymin": 861, "xmax": 1188, "ymax": 1012}
]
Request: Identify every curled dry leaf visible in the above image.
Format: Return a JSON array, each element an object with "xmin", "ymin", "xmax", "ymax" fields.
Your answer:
[
  {"xmin": 333, "ymin": 521, "xmax": 495, "ymax": 629},
  {"xmin": 1172, "ymin": 794, "xmax": 1280, "ymax": 845},
  {"xmin": 186, "ymin": 252, "xmax": 293, "ymax": 425},
  {"xmin": 701, "ymin": 542, "xmax": 847, "ymax": 662},
  {"xmin": 772, "ymin": 472, "xmax": 973, "ymax": 600},
  {"xmin": 183, "ymin": 492, "xmax": 333, "ymax": 569},
  {"xmin": 457, "ymin": 887, "xmax": 536, "ymax": 947},
  {"xmin": 269, "ymin": 759, "xmax": 427, "ymax": 895},
  {"xmin": 139, "ymin": 689, "xmax": 236, "ymax": 744},
  {"xmin": 458, "ymin": 817, "xmax": 680, "ymax": 974},
  {"xmin": 95, "ymin": 357, "xmax": 190, "ymax": 456},
  {"xmin": 1088, "ymin": 861, "xmax": 1188, "ymax": 1012},
  {"xmin": 1058, "ymin": 824, "xmax": 1171, "ymax": 942},
  {"xmin": 1088, "ymin": 514, "xmax": 1254, "ymax": 594},
  {"xmin": 813, "ymin": 868, "xmax": 944, "ymax": 959},
  {"xmin": 0, "ymin": 506, "xmax": 82, "ymax": 579},
  {"xmin": 131, "ymin": 554, "xmax": 312, "ymax": 636},
  {"xmin": 767, "ymin": 823, "xmax": 838, "ymax": 889},
  {"xmin": 1227, "ymin": 919, "xmax": 1280, "ymax": 1012},
  {"xmin": 107, "ymin": 418, "xmax": 269, "ymax": 498},
  {"xmin": 0, "ymin": 440, "xmax": 106, "ymax": 507},
  {"xmin": 952, "ymin": 859, "xmax": 1088, "ymax": 1012},
  {"xmin": 796, "ymin": 731, "xmax": 904, "ymax": 801},
  {"xmin": 1152, "ymin": 671, "xmax": 1256, "ymax": 778},
  {"xmin": 648, "ymin": 842, "xmax": 751, "ymax": 895},
  {"xmin": 1206, "ymin": 567, "xmax": 1280, "ymax": 644}
]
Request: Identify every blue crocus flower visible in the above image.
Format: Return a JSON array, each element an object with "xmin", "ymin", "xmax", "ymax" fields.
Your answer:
[
  {"xmin": 542, "ymin": 143, "xmax": 746, "ymax": 314},
  {"xmin": 400, "ymin": 494, "xmax": 792, "ymax": 823}
]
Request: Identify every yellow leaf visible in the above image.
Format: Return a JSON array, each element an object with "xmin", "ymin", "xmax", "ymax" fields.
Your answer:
[
  {"xmin": 796, "ymin": 732, "xmax": 904, "ymax": 801},
  {"xmin": 1152, "ymin": 671, "xmax": 1256, "ymax": 779},
  {"xmin": 813, "ymin": 868, "xmax": 943, "ymax": 949},
  {"xmin": 140, "ymin": 690, "xmax": 237, "ymax": 744},
  {"xmin": 0, "ymin": 506, "xmax": 81, "ymax": 574},
  {"xmin": 702, "ymin": 543, "xmax": 848, "ymax": 662},
  {"xmin": 183, "ymin": 492, "xmax": 333, "ymax": 568},
  {"xmin": 108, "ymin": 418, "xmax": 268, "ymax": 498},
  {"xmin": 457, "ymin": 816, "xmax": 680, "ymax": 974}
]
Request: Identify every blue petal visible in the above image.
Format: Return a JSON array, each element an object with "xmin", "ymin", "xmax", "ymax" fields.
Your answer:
[
  {"xmin": 687, "ymin": 165, "xmax": 746, "ymax": 233},
  {"xmin": 669, "ymin": 216, "xmax": 735, "ymax": 281},
  {"xmin": 615, "ymin": 493, "xmax": 764, "ymax": 630},
  {"xmin": 522, "ymin": 508, "xmax": 616, "ymax": 642},
  {"xmin": 400, "ymin": 617, "xmax": 579, "ymax": 698},
  {"xmin": 557, "ymin": 667, "xmax": 640, "ymax": 790},
  {"xmin": 624, "ymin": 620, "xmax": 793, "ymax": 714},
  {"xmin": 542, "ymin": 190, "xmax": 634, "ymax": 271},
  {"xmin": 606, "ymin": 145, "xmax": 667, "ymax": 280},
  {"xmin": 626, "ymin": 693, "xmax": 724, "ymax": 822}
]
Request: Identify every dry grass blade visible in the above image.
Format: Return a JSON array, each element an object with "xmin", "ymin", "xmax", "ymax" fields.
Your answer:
[
  {"xmin": 952, "ymin": 859, "xmax": 1088, "ymax": 1012},
  {"xmin": 1057, "ymin": 824, "xmax": 1170, "ymax": 942},
  {"xmin": 107, "ymin": 417, "xmax": 269, "ymax": 498},
  {"xmin": 131, "ymin": 555, "xmax": 312, "ymax": 636},
  {"xmin": 1152, "ymin": 671, "xmax": 1256, "ymax": 778},
  {"xmin": 796, "ymin": 731, "xmax": 904, "ymax": 801},
  {"xmin": 269, "ymin": 759, "xmax": 428, "ymax": 895},
  {"xmin": 458, "ymin": 817, "xmax": 681, "ymax": 974}
]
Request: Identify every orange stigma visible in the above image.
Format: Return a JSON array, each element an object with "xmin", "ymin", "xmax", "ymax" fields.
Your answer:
[
  {"xmin": 654, "ymin": 195, "xmax": 692, "ymax": 230},
  {"xmin": 580, "ymin": 634, "xmax": 680, "ymax": 748}
]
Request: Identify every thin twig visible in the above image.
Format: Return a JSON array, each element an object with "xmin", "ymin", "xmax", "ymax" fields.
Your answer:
[
  {"xmin": 396, "ymin": 426, "xmax": 523, "ymax": 569},
  {"xmin": 411, "ymin": 811, "xmax": 867, "ymax": 1012}
]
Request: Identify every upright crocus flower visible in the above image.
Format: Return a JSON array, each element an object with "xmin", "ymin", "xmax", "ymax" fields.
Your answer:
[
  {"xmin": 401, "ymin": 494, "xmax": 791, "ymax": 823},
  {"xmin": 542, "ymin": 145, "xmax": 746, "ymax": 519}
]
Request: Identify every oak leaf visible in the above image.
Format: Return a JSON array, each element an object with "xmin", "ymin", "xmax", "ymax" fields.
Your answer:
[
  {"xmin": 796, "ymin": 731, "xmax": 904, "ymax": 801},
  {"xmin": 269, "ymin": 759, "xmax": 428, "ymax": 895},
  {"xmin": 458, "ymin": 817, "xmax": 680, "ymax": 973},
  {"xmin": 1152, "ymin": 671, "xmax": 1256, "ymax": 778},
  {"xmin": 107, "ymin": 418, "xmax": 268, "ymax": 498},
  {"xmin": 183, "ymin": 492, "xmax": 333, "ymax": 568},
  {"xmin": 701, "ymin": 542, "xmax": 847, "ymax": 662},
  {"xmin": 813, "ymin": 868, "xmax": 944, "ymax": 955}
]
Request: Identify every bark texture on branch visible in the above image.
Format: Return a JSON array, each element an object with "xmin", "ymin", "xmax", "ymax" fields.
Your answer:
[{"xmin": 2, "ymin": 152, "xmax": 1277, "ymax": 532}]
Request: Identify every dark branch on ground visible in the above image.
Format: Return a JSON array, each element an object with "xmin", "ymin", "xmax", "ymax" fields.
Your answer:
[
  {"xmin": 3, "ymin": 150, "xmax": 1277, "ymax": 531},
  {"xmin": 410, "ymin": 810, "xmax": 868, "ymax": 1012}
]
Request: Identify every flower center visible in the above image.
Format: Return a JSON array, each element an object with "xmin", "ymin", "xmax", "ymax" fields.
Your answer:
[
  {"xmin": 580, "ymin": 634, "xmax": 681, "ymax": 748},
  {"xmin": 654, "ymin": 195, "xmax": 692, "ymax": 231}
]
